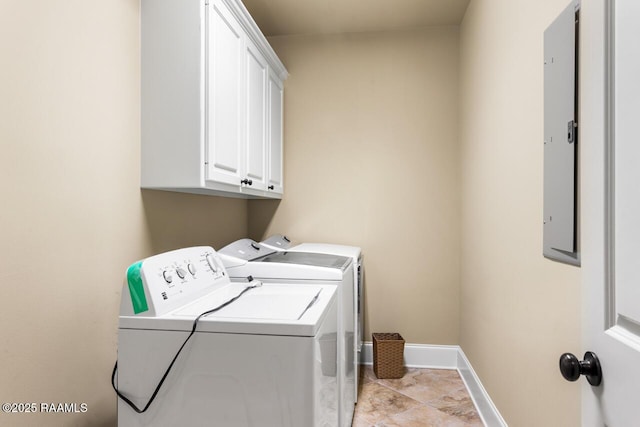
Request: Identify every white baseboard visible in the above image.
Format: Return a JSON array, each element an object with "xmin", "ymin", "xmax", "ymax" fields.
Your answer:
[
  {"xmin": 360, "ymin": 342, "xmax": 508, "ymax": 427},
  {"xmin": 360, "ymin": 342, "xmax": 459, "ymax": 369}
]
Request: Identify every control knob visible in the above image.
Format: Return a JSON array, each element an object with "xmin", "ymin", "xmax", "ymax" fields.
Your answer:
[
  {"xmin": 187, "ymin": 263, "xmax": 197, "ymax": 275},
  {"xmin": 205, "ymin": 253, "xmax": 218, "ymax": 273},
  {"xmin": 162, "ymin": 270, "xmax": 173, "ymax": 284}
]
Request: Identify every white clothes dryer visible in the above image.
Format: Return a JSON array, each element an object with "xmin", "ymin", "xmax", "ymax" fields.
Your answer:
[
  {"xmin": 116, "ymin": 246, "xmax": 338, "ymax": 427},
  {"xmin": 218, "ymin": 240, "xmax": 355, "ymax": 427},
  {"xmin": 261, "ymin": 235, "xmax": 363, "ymax": 401}
]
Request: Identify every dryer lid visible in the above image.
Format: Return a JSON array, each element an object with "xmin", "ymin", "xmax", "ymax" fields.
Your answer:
[
  {"xmin": 290, "ymin": 243, "xmax": 361, "ymax": 261},
  {"xmin": 256, "ymin": 251, "xmax": 351, "ymax": 269}
]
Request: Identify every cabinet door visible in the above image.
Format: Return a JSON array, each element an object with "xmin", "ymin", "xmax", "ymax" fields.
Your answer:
[
  {"xmin": 206, "ymin": 0, "xmax": 244, "ymax": 186},
  {"xmin": 243, "ymin": 37, "xmax": 268, "ymax": 191},
  {"xmin": 267, "ymin": 70, "xmax": 284, "ymax": 195}
]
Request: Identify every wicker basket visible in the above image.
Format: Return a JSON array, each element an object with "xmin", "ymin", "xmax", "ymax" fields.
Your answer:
[{"xmin": 372, "ymin": 333, "xmax": 405, "ymax": 379}]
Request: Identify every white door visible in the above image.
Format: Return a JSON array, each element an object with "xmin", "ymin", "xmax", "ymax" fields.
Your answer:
[
  {"xmin": 206, "ymin": 0, "xmax": 244, "ymax": 186},
  {"xmin": 267, "ymin": 69, "xmax": 284, "ymax": 195},
  {"xmin": 244, "ymin": 37, "xmax": 268, "ymax": 191},
  {"xmin": 581, "ymin": 1, "xmax": 640, "ymax": 425}
]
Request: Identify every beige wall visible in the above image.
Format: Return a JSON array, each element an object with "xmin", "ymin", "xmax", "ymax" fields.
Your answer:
[
  {"xmin": 0, "ymin": 1, "xmax": 247, "ymax": 426},
  {"xmin": 459, "ymin": 0, "xmax": 581, "ymax": 425},
  {"xmin": 1, "ymin": 0, "xmax": 585, "ymax": 425},
  {"xmin": 249, "ymin": 28, "xmax": 461, "ymax": 345}
]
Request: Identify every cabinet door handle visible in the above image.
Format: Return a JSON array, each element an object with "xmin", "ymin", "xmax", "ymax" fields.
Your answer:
[
  {"xmin": 241, "ymin": 178, "xmax": 253, "ymax": 186},
  {"xmin": 268, "ymin": 185, "xmax": 274, "ymax": 190}
]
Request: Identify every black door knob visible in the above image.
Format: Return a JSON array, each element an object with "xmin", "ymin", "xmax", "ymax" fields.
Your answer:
[
  {"xmin": 268, "ymin": 185, "xmax": 274, "ymax": 190},
  {"xmin": 559, "ymin": 351, "xmax": 602, "ymax": 386},
  {"xmin": 241, "ymin": 178, "xmax": 253, "ymax": 186}
]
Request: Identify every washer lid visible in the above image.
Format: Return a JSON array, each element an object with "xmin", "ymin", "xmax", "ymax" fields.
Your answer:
[
  {"xmin": 119, "ymin": 283, "xmax": 336, "ymax": 337},
  {"xmin": 175, "ymin": 285, "xmax": 322, "ymax": 320}
]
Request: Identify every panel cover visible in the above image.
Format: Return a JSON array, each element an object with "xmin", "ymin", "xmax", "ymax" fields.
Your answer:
[{"xmin": 543, "ymin": 1, "xmax": 579, "ymax": 264}]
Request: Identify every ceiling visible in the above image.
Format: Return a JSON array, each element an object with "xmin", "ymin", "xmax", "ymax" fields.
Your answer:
[{"xmin": 242, "ymin": 0, "xmax": 471, "ymax": 37}]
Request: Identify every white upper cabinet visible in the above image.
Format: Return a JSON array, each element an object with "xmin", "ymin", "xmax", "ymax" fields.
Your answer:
[
  {"xmin": 243, "ymin": 36, "xmax": 268, "ymax": 193},
  {"xmin": 267, "ymin": 70, "xmax": 284, "ymax": 194},
  {"xmin": 207, "ymin": 0, "xmax": 244, "ymax": 187},
  {"xmin": 141, "ymin": 0, "xmax": 287, "ymax": 199}
]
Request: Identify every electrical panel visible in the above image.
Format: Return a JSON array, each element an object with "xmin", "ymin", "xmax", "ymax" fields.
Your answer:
[{"xmin": 543, "ymin": 1, "xmax": 580, "ymax": 266}]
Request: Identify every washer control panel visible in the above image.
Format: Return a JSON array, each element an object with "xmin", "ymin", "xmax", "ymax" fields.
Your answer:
[{"xmin": 121, "ymin": 246, "xmax": 230, "ymax": 317}]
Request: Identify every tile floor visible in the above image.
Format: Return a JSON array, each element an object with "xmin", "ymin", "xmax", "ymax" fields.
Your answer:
[{"xmin": 352, "ymin": 366, "xmax": 484, "ymax": 427}]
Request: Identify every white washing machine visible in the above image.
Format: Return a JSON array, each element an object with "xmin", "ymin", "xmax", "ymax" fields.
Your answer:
[
  {"xmin": 218, "ymin": 240, "xmax": 355, "ymax": 427},
  {"xmin": 261, "ymin": 235, "xmax": 363, "ymax": 401},
  {"xmin": 115, "ymin": 246, "xmax": 338, "ymax": 427}
]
